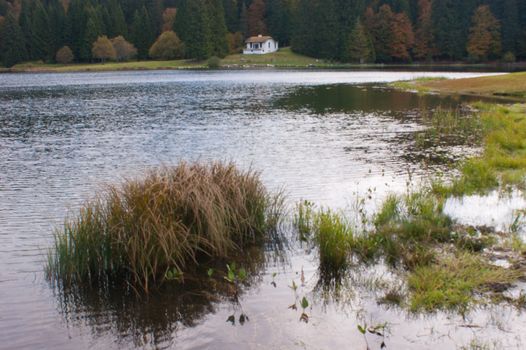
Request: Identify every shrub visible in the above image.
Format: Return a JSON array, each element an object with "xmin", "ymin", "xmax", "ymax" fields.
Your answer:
[
  {"xmin": 148, "ymin": 31, "xmax": 184, "ymax": 60},
  {"xmin": 207, "ymin": 56, "xmax": 221, "ymax": 69},
  {"xmin": 55, "ymin": 46, "xmax": 74, "ymax": 64},
  {"xmin": 502, "ymin": 51, "xmax": 516, "ymax": 63},
  {"xmin": 47, "ymin": 161, "xmax": 284, "ymax": 292}
]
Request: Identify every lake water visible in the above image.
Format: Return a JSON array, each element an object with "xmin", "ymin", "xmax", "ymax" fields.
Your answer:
[{"xmin": 0, "ymin": 70, "xmax": 521, "ymax": 349}]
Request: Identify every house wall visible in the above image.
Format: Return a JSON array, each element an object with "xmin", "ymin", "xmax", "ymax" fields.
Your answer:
[{"xmin": 243, "ymin": 40, "xmax": 279, "ymax": 55}]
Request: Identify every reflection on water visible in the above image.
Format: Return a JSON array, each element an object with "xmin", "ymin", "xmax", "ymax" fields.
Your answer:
[
  {"xmin": 0, "ymin": 70, "xmax": 517, "ymax": 349},
  {"xmin": 276, "ymin": 84, "xmax": 471, "ymax": 114}
]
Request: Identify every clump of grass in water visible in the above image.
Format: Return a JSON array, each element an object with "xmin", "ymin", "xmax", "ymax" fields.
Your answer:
[
  {"xmin": 408, "ymin": 252, "xmax": 522, "ymax": 312},
  {"xmin": 415, "ymin": 108, "xmax": 483, "ymax": 149},
  {"xmin": 314, "ymin": 209, "xmax": 353, "ymax": 277},
  {"xmin": 47, "ymin": 161, "xmax": 284, "ymax": 293},
  {"xmin": 293, "ymin": 204, "xmax": 353, "ymax": 277},
  {"xmin": 294, "ymin": 200, "xmax": 315, "ymax": 242}
]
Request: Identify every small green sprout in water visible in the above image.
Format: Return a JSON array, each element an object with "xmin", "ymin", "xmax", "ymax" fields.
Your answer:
[
  {"xmin": 164, "ymin": 268, "xmax": 183, "ymax": 281},
  {"xmin": 271, "ymin": 272, "xmax": 277, "ymax": 288},
  {"xmin": 299, "ymin": 296, "xmax": 309, "ymax": 323},
  {"xmin": 224, "ymin": 263, "xmax": 247, "ymax": 284}
]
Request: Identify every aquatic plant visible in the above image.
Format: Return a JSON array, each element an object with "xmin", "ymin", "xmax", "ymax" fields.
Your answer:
[
  {"xmin": 47, "ymin": 161, "xmax": 284, "ymax": 292},
  {"xmin": 294, "ymin": 200, "xmax": 315, "ymax": 242},
  {"xmin": 408, "ymin": 252, "xmax": 522, "ymax": 312},
  {"xmin": 313, "ymin": 209, "xmax": 353, "ymax": 276}
]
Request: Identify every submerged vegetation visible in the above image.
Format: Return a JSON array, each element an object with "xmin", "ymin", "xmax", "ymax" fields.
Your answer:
[
  {"xmin": 432, "ymin": 103, "xmax": 526, "ymax": 196},
  {"xmin": 47, "ymin": 161, "xmax": 284, "ymax": 292},
  {"xmin": 292, "ymin": 102, "xmax": 526, "ymax": 312}
]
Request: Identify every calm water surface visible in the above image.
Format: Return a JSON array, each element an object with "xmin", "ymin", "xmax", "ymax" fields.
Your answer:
[{"xmin": 1, "ymin": 70, "xmax": 521, "ymax": 349}]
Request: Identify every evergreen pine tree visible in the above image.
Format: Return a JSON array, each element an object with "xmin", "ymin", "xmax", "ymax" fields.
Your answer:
[
  {"xmin": 67, "ymin": 0, "xmax": 88, "ymax": 61},
  {"xmin": 30, "ymin": 0, "xmax": 52, "ymax": 60},
  {"xmin": 208, "ymin": 0, "xmax": 229, "ymax": 58},
  {"xmin": 238, "ymin": 2, "xmax": 248, "ymax": 37},
  {"xmin": 131, "ymin": 7, "xmax": 155, "ymax": 60},
  {"xmin": 175, "ymin": 0, "xmax": 211, "ymax": 60},
  {"xmin": 1, "ymin": 12, "xmax": 28, "ymax": 67},
  {"xmin": 348, "ymin": 20, "xmax": 373, "ymax": 63},
  {"xmin": 47, "ymin": 0, "xmax": 67, "ymax": 58},
  {"xmin": 108, "ymin": 0, "xmax": 128, "ymax": 38}
]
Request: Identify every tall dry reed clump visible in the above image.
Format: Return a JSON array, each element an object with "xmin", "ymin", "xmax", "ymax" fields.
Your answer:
[{"xmin": 47, "ymin": 161, "xmax": 283, "ymax": 292}]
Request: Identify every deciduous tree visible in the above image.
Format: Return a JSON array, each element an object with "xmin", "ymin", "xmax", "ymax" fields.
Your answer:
[
  {"xmin": 247, "ymin": 0, "xmax": 266, "ymax": 36},
  {"xmin": 55, "ymin": 45, "xmax": 73, "ymax": 63},
  {"xmin": 161, "ymin": 7, "xmax": 176, "ymax": 32},
  {"xmin": 390, "ymin": 12, "xmax": 414, "ymax": 61},
  {"xmin": 111, "ymin": 35, "xmax": 137, "ymax": 61},
  {"xmin": 91, "ymin": 35, "xmax": 116, "ymax": 62},
  {"xmin": 467, "ymin": 5, "xmax": 501, "ymax": 61},
  {"xmin": 413, "ymin": 0, "xmax": 433, "ymax": 61},
  {"xmin": 149, "ymin": 30, "xmax": 183, "ymax": 59}
]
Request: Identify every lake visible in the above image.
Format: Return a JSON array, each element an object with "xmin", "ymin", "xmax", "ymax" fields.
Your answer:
[{"xmin": 0, "ymin": 70, "xmax": 520, "ymax": 349}]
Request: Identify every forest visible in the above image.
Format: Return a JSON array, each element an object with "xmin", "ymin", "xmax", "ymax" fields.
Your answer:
[{"xmin": 0, "ymin": 0, "xmax": 525, "ymax": 67}]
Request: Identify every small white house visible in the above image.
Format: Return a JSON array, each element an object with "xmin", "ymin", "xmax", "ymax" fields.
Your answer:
[{"xmin": 243, "ymin": 35, "xmax": 279, "ymax": 55}]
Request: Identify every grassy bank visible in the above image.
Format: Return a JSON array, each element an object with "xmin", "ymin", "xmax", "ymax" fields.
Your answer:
[
  {"xmin": 47, "ymin": 161, "xmax": 284, "ymax": 293},
  {"xmin": 5, "ymin": 48, "xmax": 337, "ymax": 73},
  {"xmin": 394, "ymin": 72, "xmax": 526, "ymax": 101}
]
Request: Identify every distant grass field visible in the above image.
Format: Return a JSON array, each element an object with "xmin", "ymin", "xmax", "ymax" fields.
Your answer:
[
  {"xmin": 221, "ymin": 47, "xmax": 331, "ymax": 67},
  {"xmin": 415, "ymin": 72, "xmax": 526, "ymax": 100},
  {"xmin": 5, "ymin": 47, "xmax": 339, "ymax": 73},
  {"xmin": 8, "ymin": 59, "xmax": 204, "ymax": 72}
]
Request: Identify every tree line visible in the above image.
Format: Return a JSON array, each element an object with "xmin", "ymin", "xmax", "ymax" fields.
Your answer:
[{"xmin": 0, "ymin": 0, "xmax": 525, "ymax": 67}]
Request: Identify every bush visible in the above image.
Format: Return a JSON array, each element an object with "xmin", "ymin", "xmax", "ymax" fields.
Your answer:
[
  {"xmin": 207, "ymin": 56, "xmax": 221, "ymax": 69},
  {"xmin": 55, "ymin": 46, "xmax": 74, "ymax": 64},
  {"xmin": 148, "ymin": 31, "xmax": 184, "ymax": 60},
  {"xmin": 502, "ymin": 51, "xmax": 516, "ymax": 63},
  {"xmin": 47, "ymin": 162, "xmax": 284, "ymax": 292}
]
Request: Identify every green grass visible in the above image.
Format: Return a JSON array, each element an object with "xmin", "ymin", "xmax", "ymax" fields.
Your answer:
[
  {"xmin": 47, "ymin": 161, "xmax": 284, "ymax": 293},
  {"xmin": 294, "ymin": 200, "xmax": 315, "ymax": 242},
  {"xmin": 431, "ymin": 104, "xmax": 526, "ymax": 196},
  {"xmin": 7, "ymin": 48, "xmax": 341, "ymax": 72},
  {"xmin": 221, "ymin": 47, "xmax": 333, "ymax": 67},
  {"xmin": 314, "ymin": 209, "xmax": 353, "ymax": 276},
  {"xmin": 408, "ymin": 252, "xmax": 522, "ymax": 312},
  {"xmin": 390, "ymin": 77, "xmax": 446, "ymax": 94},
  {"xmin": 10, "ymin": 59, "xmax": 204, "ymax": 72}
]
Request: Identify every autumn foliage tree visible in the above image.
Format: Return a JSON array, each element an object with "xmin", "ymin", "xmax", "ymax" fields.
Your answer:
[
  {"xmin": 467, "ymin": 5, "xmax": 501, "ymax": 61},
  {"xmin": 161, "ymin": 7, "xmax": 176, "ymax": 32},
  {"xmin": 91, "ymin": 35, "xmax": 116, "ymax": 62},
  {"xmin": 111, "ymin": 36, "xmax": 137, "ymax": 61},
  {"xmin": 390, "ymin": 12, "xmax": 414, "ymax": 61},
  {"xmin": 55, "ymin": 45, "xmax": 74, "ymax": 63},
  {"xmin": 413, "ymin": 0, "xmax": 434, "ymax": 61},
  {"xmin": 247, "ymin": 0, "xmax": 267, "ymax": 36},
  {"xmin": 149, "ymin": 30, "xmax": 184, "ymax": 60}
]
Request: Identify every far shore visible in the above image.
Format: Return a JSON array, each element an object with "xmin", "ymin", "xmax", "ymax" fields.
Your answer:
[{"xmin": 2, "ymin": 47, "xmax": 525, "ymax": 74}]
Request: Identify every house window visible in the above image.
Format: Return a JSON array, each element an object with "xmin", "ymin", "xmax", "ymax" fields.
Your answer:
[{"xmin": 268, "ymin": 42, "xmax": 271, "ymax": 48}]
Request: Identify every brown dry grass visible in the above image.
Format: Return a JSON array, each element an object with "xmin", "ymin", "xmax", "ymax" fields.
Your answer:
[
  {"xmin": 419, "ymin": 72, "xmax": 526, "ymax": 100},
  {"xmin": 47, "ymin": 161, "xmax": 284, "ymax": 292}
]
